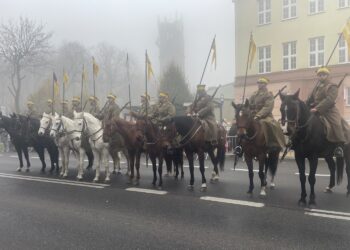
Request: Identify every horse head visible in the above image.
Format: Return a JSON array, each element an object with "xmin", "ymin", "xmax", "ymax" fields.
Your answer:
[
  {"xmin": 50, "ymin": 113, "xmax": 62, "ymax": 137},
  {"xmin": 279, "ymin": 89, "xmax": 300, "ymax": 135},
  {"xmin": 39, "ymin": 112, "xmax": 53, "ymax": 136},
  {"xmin": 231, "ymin": 99, "xmax": 254, "ymax": 138}
]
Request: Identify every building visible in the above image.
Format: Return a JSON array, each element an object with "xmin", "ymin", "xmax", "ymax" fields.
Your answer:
[
  {"xmin": 157, "ymin": 17, "xmax": 185, "ymax": 75},
  {"xmin": 234, "ymin": 0, "xmax": 350, "ymax": 122}
]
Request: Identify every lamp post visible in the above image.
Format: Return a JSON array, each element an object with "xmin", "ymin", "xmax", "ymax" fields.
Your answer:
[{"xmin": 220, "ymin": 94, "xmax": 224, "ymax": 124}]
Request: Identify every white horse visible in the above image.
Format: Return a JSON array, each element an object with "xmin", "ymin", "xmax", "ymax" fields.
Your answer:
[
  {"xmin": 73, "ymin": 111, "xmax": 111, "ymax": 182},
  {"xmin": 49, "ymin": 113, "xmax": 89, "ymax": 180}
]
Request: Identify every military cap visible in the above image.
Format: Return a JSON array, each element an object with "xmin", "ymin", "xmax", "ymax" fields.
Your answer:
[
  {"xmin": 257, "ymin": 77, "xmax": 269, "ymax": 84},
  {"xmin": 89, "ymin": 96, "xmax": 99, "ymax": 101},
  {"xmin": 47, "ymin": 99, "xmax": 53, "ymax": 104},
  {"xmin": 197, "ymin": 84, "xmax": 206, "ymax": 91},
  {"xmin": 27, "ymin": 101, "xmax": 34, "ymax": 106},
  {"xmin": 159, "ymin": 92, "xmax": 169, "ymax": 98},
  {"xmin": 72, "ymin": 96, "xmax": 81, "ymax": 103},
  {"xmin": 107, "ymin": 93, "xmax": 116, "ymax": 100},
  {"xmin": 61, "ymin": 100, "xmax": 69, "ymax": 104},
  {"xmin": 316, "ymin": 67, "xmax": 330, "ymax": 75}
]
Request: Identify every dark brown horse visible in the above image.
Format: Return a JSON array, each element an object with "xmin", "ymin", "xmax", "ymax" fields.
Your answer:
[
  {"xmin": 232, "ymin": 100, "xmax": 280, "ymax": 197},
  {"xmin": 280, "ymin": 91, "xmax": 350, "ymax": 206},
  {"xmin": 164, "ymin": 116, "xmax": 226, "ymax": 191},
  {"xmin": 135, "ymin": 118, "xmax": 169, "ymax": 188},
  {"xmin": 103, "ymin": 118, "xmax": 144, "ymax": 185}
]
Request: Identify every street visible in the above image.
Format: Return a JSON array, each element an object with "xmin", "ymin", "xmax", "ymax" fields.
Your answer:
[{"xmin": 0, "ymin": 152, "xmax": 349, "ymax": 250}]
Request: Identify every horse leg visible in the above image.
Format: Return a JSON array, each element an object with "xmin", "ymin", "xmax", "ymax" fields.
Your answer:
[
  {"xmin": 150, "ymin": 154, "xmax": 157, "ymax": 186},
  {"xmin": 295, "ymin": 152, "xmax": 307, "ymax": 206},
  {"xmin": 186, "ymin": 150, "xmax": 195, "ymax": 190},
  {"xmin": 345, "ymin": 151, "xmax": 350, "ymax": 196},
  {"xmin": 93, "ymin": 150, "xmax": 100, "ymax": 182},
  {"xmin": 123, "ymin": 149, "xmax": 130, "ymax": 176},
  {"xmin": 77, "ymin": 148, "xmax": 84, "ymax": 180},
  {"xmin": 179, "ymin": 150, "xmax": 184, "ymax": 179},
  {"xmin": 86, "ymin": 149, "xmax": 94, "ymax": 170},
  {"xmin": 258, "ymin": 155, "xmax": 267, "ymax": 198},
  {"xmin": 127, "ymin": 150, "xmax": 135, "ymax": 184},
  {"xmin": 268, "ymin": 150, "xmax": 279, "ymax": 189},
  {"xmin": 207, "ymin": 148, "xmax": 219, "ymax": 183},
  {"xmin": 324, "ymin": 156, "xmax": 336, "ymax": 193},
  {"xmin": 62, "ymin": 147, "xmax": 70, "ymax": 178},
  {"xmin": 104, "ymin": 149, "xmax": 110, "ymax": 183},
  {"xmin": 23, "ymin": 146, "xmax": 31, "ymax": 172},
  {"xmin": 158, "ymin": 156, "xmax": 164, "ymax": 189},
  {"xmin": 134, "ymin": 150, "xmax": 141, "ymax": 186},
  {"xmin": 36, "ymin": 146, "xmax": 46, "ymax": 173},
  {"xmin": 308, "ymin": 155, "xmax": 318, "ymax": 207},
  {"xmin": 198, "ymin": 150, "xmax": 207, "ymax": 192},
  {"xmin": 246, "ymin": 156, "xmax": 254, "ymax": 195},
  {"xmin": 15, "ymin": 144, "xmax": 24, "ymax": 171},
  {"xmin": 47, "ymin": 147, "xmax": 56, "ymax": 174}
]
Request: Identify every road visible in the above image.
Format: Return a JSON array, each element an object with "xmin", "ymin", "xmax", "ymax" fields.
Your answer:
[{"xmin": 0, "ymin": 152, "xmax": 349, "ymax": 250}]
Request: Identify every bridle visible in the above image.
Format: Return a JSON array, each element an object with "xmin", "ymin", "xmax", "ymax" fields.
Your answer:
[
  {"xmin": 80, "ymin": 117, "xmax": 103, "ymax": 144},
  {"xmin": 236, "ymin": 110, "xmax": 258, "ymax": 141}
]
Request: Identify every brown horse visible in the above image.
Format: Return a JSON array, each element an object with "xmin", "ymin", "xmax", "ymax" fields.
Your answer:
[
  {"xmin": 164, "ymin": 116, "xmax": 226, "ymax": 191},
  {"xmin": 232, "ymin": 100, "xmax": 280, "ymax": 197},
  {"xmin": 103, "ymin": 118, "xmax": 144, "ymax": 185},
  {"xmin": 135, "ymin": 118, "xmax": 169, "ymax": 189}
]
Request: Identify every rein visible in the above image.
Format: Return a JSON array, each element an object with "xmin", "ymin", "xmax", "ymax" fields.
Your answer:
[
  {"xmin": 81, "ymin": 117, "xmax": 103, "ymax": 143},
  {"xmin": 176, "ymin": 117, "xmax": 202, "ymax": 147}
]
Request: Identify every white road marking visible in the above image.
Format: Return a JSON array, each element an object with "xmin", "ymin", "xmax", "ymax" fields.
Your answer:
[
  {"xmin": 305, "ymin": 208, "xmax": 350, "ymax": 217},
  {"xmin": 10, "ymin": 155, "xmax": 18, "ymax": 158},
  {"xmin": 0, "ymin": 172, "xmax": 109, "ymax": 189},
  {"xmin": 126, "ymin": 187, "xmax": 167, "ymax": 195},
  {"xmin": 200, "ymin": 196, "xmax": 264, "ymax": 208},
  {"xmin": 230, "ymin": 168, "xmax": 259, "ymax": 172},
  {"xmin": 294, "ymin": 173, "xmax": 330, "ymax": 177},
  {"xmin": 183, "ymin": 164, "xmax": 208, "ymax": 169},
  {"xmin": 305, "ymin": 212, "xmax": 350, "ymax": 221}
]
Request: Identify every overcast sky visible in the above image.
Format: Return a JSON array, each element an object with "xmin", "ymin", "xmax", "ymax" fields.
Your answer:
[{"xmin": 1, "ymin": 0, "xmax": 235, "ymax": 91}]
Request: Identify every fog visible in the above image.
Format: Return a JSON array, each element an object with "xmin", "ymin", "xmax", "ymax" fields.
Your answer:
[{"xmin": 0, "ymin": 0, "xmax": 235, "ymax": 111}]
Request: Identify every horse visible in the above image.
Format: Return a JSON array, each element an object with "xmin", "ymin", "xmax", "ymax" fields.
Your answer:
[
  {"xmin": 73, "ymin": 111, "xmax": 113, "ymax": 182},
  {"xmin": 17, "ymin": 114, "xmax": 59, "ymax": 173},
  {"xmin": 232, "ymin": 101, "xmax": 280, "ymax": 197},
  {"xmin": 43, "ymin": 113, "xmax": 94, "ymax": 179},
  {"xmin": 39, "ymin": 112, "xmax": 94, "ymax": 174},
  {"xmin": 0, "ymin": 112, "xmax": 32, "ymax": 171},
  {"xmin": 164, "ymin": 116, "xmax": 226, "ymax": 191},
  {"xmin": 279, "ymin": 90, "xmax": 350, "ymax": 205},
  {"xmin": 103, "ymin": 117, "xmax": 144, "ymax": 185}
]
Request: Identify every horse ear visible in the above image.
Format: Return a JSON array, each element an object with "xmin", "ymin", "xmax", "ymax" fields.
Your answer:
[
  {"xmin": 293, "ymin": 89, "xmax": 300, "ymax": 99},
  {"xmin": 244, "ymin": 99, "xmax": 250, "ymax": 107},
  {"xmin": 231, "ymin": 101, "xmax": 237, "ymax": 109},
  {"xmin": 279, "ymin": 92, "xmax": 286, "ymax": 101}
]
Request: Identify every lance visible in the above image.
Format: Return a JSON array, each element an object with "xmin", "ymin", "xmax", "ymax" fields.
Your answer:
[
  {"xmin": 81, "ymin": 65, "xmax": 84, "ymax": 111},
  {"xmin": 127, "ymin": 53, "xmax": 132, "ymax": 120},
  {"xmin": 62, "ymin": 69, "xmax": 65, "ymax": 115},
  {"xmin": 145, "ymin": 50, "xmax": 149, "ymax": 168},
  {"xmin": 52, "ymin": 73, "xmax": 55, "ymax": 115}
]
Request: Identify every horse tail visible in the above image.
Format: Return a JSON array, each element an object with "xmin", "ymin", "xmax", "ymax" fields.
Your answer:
[
  {"xmin": 266, "ymin": 151, "xmax": 279, "ymax": 177},
  {"xmin": 336, "ymin": 153, "xmax": 345, "ymax": 185}
]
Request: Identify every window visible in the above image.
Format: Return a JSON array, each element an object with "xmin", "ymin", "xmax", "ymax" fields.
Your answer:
[
  {"xmin": 309, "ymin": 0, "xmax": 324, "ymax": 14},
  {"xmin": 339, "ymin": 0, "xmax": 350, "ymax": 8},
  {"xmin": 339, "ymin": 35, "xmax": 350, "ymax": 63},
  {"xmin": 283, "ymin": 41, "xmax": 297, "ymax": 70},
  {"xmin": 258, "ymin": 0, "xmax": 271, "ymax": 25},
  {"xmin": 258, "ymin": 46, "xmax": 271, "ymax": 73},
  {"xmin": 309, "ymin": 37, "xmax": 324, "ymax": 67},
  {"xmin": 283, "ymin": 0, "xmax": 297, "ymax": 19}
]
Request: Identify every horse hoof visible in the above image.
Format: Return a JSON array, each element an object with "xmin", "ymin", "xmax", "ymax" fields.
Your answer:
[
  {"xmin": 62, "ymin": 174, "xmax": 68, "ymax": 179},
  {"xmin": 93, "ymin": 178, "xmax": 99, "ymax": 183},
  {"xmin": 16, "ymin": 167, "xmax": 22, "ymax": 172},
  {"xmin": 308, "ymin": 201, "xmax": 317, "ymax": 209},
  {"xmin": 200, "ymin": 183, "xmax": 207, "ymax": 192},
  {"xmin": 77, "ymin": 177, "xmax": 83, "ymax": 181},
  {"xmin": 25, "ymin": 168, "xmax": 30, "ymax": 173},
  {"xmin": 187, "ymin": 185, "xmax": 194, "ymax": 191},
  {"xmin": 104, "ymin": 179, "xmax": 110, "ymax": 183},
  {"xmin": 270, "ymin": 183, "xmax": 275, "ymax": 190},
  {"xmin": 323, "ymin": 187, "xmax": 333, "ymax": 193},
  {"xmin": 298, "ymin": 199, "xmax": 307, "ymax": 207}
]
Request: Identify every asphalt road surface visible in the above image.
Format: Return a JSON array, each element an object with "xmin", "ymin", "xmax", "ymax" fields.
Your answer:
[{"xmin": 0, "ymin": 151, "xmax": 349, "ymax": 250}]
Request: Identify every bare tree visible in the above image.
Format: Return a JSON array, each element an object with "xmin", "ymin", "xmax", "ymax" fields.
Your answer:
[{"xmin": 0, "ymin": 17, "xmax": 52, "ymax": 112}]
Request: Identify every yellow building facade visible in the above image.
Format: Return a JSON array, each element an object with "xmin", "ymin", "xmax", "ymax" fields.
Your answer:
[{"xmin": 234, "ymin": 0, "xmax": 350, "ymax": 121}]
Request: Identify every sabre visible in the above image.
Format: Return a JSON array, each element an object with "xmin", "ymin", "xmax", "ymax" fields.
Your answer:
[{"xmin": 274, "ymin": 85, "xmax": 287, "ymax": 99}]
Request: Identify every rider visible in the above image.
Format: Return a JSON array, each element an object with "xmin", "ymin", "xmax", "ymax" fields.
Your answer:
[
  {"xmin": 130, "ymin": 93, "xmax": 152, "ymax": 119},
  {"xmin": 98, "ymin": 93, "xmax": 120, "ymax": 123},
  {"xmin": 71, "ymin": 96, "xmax": 82, "ymax": 114},
  {"xmin": 306, "ymin": 67, "xmax": 350, "ymax": 157},
  {"xmin": 24, "ymin": 100, "xmax": 39, "ymax": 119},
  {"xmin": 61, "ymin": 100, "xmax": 73, "ymax": 118},
  {"xmin": 191, "ymin": 84, "xmax": 218, "ymax": 145},
  {"xmin": 44, "ymin": 99, "xmax": 54, "ymax": 115},
  {"xmin": 88, "ymin": 95, "xmax": 100, "ymax": 118},
  {"xmin": 249, "ymin": 77, "xmax": 285, "ymax": 151},
  {"xmin": 151, "ymin": 92, "xmax": 176, "ymax": 125}
]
